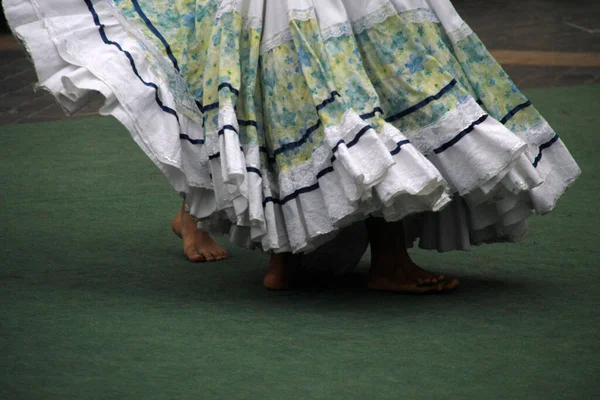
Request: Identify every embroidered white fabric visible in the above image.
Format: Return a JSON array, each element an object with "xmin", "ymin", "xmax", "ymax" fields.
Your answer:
[
  {"xmin": 404, "ymin": 97, "xmax": 486, "ymax": 155},
  {"xmin": 324, "ymin": 110, "xmax": 367, "ymax": 146},
  {"xmin": 276, "ymin": 111, "xmax": 368, "ymax": 196},
  {"xmin": 517, "ymin": 118, "xmax": 558, "ymax": 149},
  {"xmin": 426, "ymin": 118, "xmax": 527, "ymax": 196}
]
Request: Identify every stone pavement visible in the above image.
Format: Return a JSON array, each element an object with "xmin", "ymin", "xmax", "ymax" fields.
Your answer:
[{"xmin": 1, "ymin": 0, "xmax": 599, "ymax": 126}]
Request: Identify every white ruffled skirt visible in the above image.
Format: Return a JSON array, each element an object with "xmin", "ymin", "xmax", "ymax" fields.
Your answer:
[{"xmin": 4, "ymin": 0, "xmax": 581, "ymax": 253}]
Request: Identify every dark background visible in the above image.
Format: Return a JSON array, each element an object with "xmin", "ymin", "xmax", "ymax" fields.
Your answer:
[{"xmin": 1, "ymin": 8, "xmax": 8, "ymax": 33}]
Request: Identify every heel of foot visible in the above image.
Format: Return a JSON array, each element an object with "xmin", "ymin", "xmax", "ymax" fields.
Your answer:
[
  {"xmin": 263, "ymin": 272, "xmax": 289, "ymax": 291},
  {"xmin": 171, "ymin": 211, "xmax": 183, "ymax": 238}
]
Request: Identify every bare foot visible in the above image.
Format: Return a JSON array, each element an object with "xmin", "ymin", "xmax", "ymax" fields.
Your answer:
[
  {"xmin": 368, "ymin": 256, "xmax": 459, "ymax": 294},
  {"xmin": 366, "ymin": 217, "xmax": 459, "ymax": 294},
  {"xmin": 171, "ymin": 207, "xmax": 229, "ymax": 262},
  {"xmin": 263, "ymin": 253, "xmax": 300, "ymax": 290}
]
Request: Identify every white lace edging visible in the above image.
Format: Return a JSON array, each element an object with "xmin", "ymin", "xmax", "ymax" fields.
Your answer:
[
  {"xmin": 288, "ymin": 7, "xmax": 317, "ymax": 22},
  {"xmin": 399, "ymin": 8, "xmax": 440, "ymax": 24},
  {"xmin": 403, "ymin": 97, "xmax": 484, "ymax": 155},
  {"xmin": 259, "ymin": 8, "xmax": 316, "ymax": 54},
  {"xmin": 214, "ymin": 0, "xmax": 242, "ymax": 20},
  {"xmin": 260, "ymin": 29, "xmax": 294, "ymax": 54},
  {"xmin": 515, "ymin": 118, "xmax": 558, "ymax": 152},
  {"xmin": 351, "ymin": 2, "xmax": 397, "ymax": 35},
  {"xmin": 321, "ymin": 22, "xmax": 353, "ymax": 42},
  {"xmin": 260, "ymin": 3, "xmax": 441, "ymax": 54},
  {"xmin": 446, "ymin": 21, "xmax": 473, "ymax": 44},
  {"xmin": 213, "ymin": 0, "xmax": 263, "ymax": 28}
]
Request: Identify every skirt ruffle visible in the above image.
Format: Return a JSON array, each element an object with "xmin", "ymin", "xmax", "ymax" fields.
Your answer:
[{"xmin": 4, "ymin": 0, "xmax": 580, "ymax": 253}]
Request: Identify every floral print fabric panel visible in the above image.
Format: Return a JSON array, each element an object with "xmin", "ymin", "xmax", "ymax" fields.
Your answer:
[{"xmin": 112, "ymin": 0, "xmax": 551, "ymax": 171}]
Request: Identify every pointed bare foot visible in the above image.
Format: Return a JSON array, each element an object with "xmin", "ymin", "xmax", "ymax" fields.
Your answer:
[
  {"xmin": 171, "ymin": 208, "xmax": 229, "ymax": 262},
  {"xmin": 366, "ymin": 217, "xmax": 458, "ymax": 294},
  {"xmin": 263, "ymin": 253, "xmax": 300, "ymax": 290},
  {"xmin": 368, "ymin": 257, "xmax": 459, "ymax": 294}
]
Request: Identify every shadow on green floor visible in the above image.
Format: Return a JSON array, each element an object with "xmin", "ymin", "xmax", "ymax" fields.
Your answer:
[{"xmin": 0, "ymin": 85, "xmax": 598, "ymax": 400}]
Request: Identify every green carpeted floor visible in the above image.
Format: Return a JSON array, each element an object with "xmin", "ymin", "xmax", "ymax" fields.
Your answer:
[{"xmin": 1, "ymin": 85, "xmax": 599, "ymax": 399}]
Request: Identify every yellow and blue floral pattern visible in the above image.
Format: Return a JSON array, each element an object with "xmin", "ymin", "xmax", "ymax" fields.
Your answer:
[{"xmin": 113, "ymin": 0, "xmax": 548, "ymax": 172}]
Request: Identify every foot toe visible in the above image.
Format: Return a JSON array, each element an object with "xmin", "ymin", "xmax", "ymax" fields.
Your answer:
[
  {"xmin": 219, "ymin": 250, "xmax": 230, "ymax": 259},
  {"xmin": 197, "ymin": 250, "xmax": 214, "ymax": 262},
  {"xmin": 406, "ymin": 283, "xmax": 441, "ymax": 294},
  {"xmin": 186, "ymin": 251, "xmax": 205, "ymax": 262},
  {"xmin": 186, "ymin": 253, "xmax": 200, "ymax": 262},
  {"xmin": 416, "ymin": 276, "xmax": 441, "ymax": 286},
  {"xmin": 183, "ymin": 243, "xmax": 204, "ymax": 262},
  {"xmin": 208, "ymin": 250, "xmax": 223, "ymax": 262},
  {"xmin": 443, "ymin": 278, "xmax": 460, "ymax": 291}
]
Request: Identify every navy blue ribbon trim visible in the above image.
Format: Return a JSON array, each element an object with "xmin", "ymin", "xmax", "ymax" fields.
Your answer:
[
  {"xmin": 347, "ymin": 125, "xmax": 372, "ymax": 148},
  {"xmin": 433, "ymin": 114, "xmax": 489, "ymax": 154},
  {"xmin": 316, "ymin": 166, "xmax": 334, "ymax": 179},
  {"xmin": 202, "ymin": 102, "xmax": 220, "ymax": 113},
  {"xmin": 264, "ymin": 126, "xmax": 412, "ymax": 207},
  {"xmin": 180, "ymin": 134, "xmax": 204, "ymax": 144},
  {"xmin": 262, "ymin": 196, "xmax": 280, "ymax": 206},
  {"xmin": 218, "ymin": 125, "xmax": 238, "ymax": 136},
  {"xmin": 390, "ymin": 139, "xmax": 410, "ymax": 156},
  {"xmin": 360, "ymin": 107, "xmax": 384, "ymax": 120},
  {"xmin": 272, "ymin": 183, "xmax": 321, "ymax": 206},
  {"xmin": 196, "ymin": 85, "xmax": 237, "ymax": 113},
  {"xmin": 130, "ymin": 0, "xmax": 180, "ymax": 72},
  {"xmin": 500, "ymin": 100, "xmax": 532, "ymax": 124},
  {"xmin": 385, "ymin": 79, "xmax": 457, "ymax": 123},
  {"xmin": 316, "ymin": 91, "xmax": 340, "ymax": 111},
  {"xmin": 84, "ymin": 0, "xmax": 179, "ymax": 123},
  {"xmin": 259, "ymin": 146, "xmax": 276, "ymax": 163},
  {"xmin": 331, "ymin": 125, "xmax": 371, "ymax": 154},
  {"xmin": 532, "ymin": 134, "xmax": 559, "ymax": 168},
  {"xmin": 208, "ymin": 145, "xmax": 245, "ymax": 160},
  {"xmin": 193, "ymin": 89, "xmax": 379, "ymax": 161},
  {"xmin": 239, "ymin": 119, "xmax": 258, "ymax": 127},
  {"xmin": 218, "ymin": 82, "xmax": 240, "ymax": 96},
  {"xmin": 246, "ymin": 167, "xmax": 262, "ymax": 177},
  {"xmin": 269, "ymin": 108, "xmax": 375, "ymax": 161},
  {"xmin": 273, "ymin": 120, "xmax": 322, "ymax": 157}
]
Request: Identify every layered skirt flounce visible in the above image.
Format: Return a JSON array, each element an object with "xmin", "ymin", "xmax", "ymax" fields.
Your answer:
[{"xmin": 4, "ymin": 0, "xmax": 580, "ymax": 253}]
